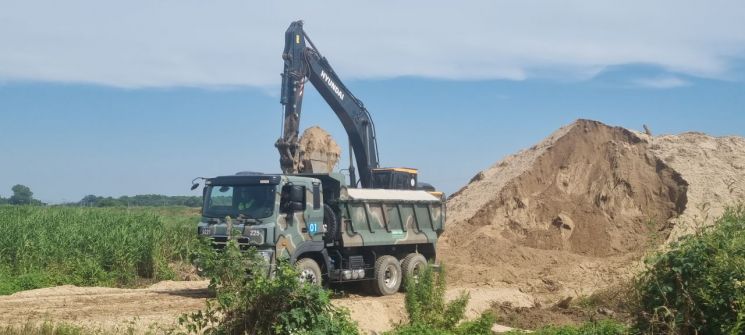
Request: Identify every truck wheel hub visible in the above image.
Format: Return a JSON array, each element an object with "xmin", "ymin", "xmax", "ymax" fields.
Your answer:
[
  {"xmin": 383, "ymin": 265, "xmax": 398, "ymax": 287},
  {"xmin": 300, "ymin": 270, "xmax": 317, "ymax": 284}
]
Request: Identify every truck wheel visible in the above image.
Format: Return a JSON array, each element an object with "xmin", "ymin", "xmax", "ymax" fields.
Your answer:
[
  {"xmin": 372, "ymin": 255, "xmax": 402, "ymax": 296},
  {"xmin": 296, "ymin": 258, "xmax": 322, "ymax": 286},
  {"xmin": 400, "ymin": 253, "xmax": 427, "ymax": 291}
]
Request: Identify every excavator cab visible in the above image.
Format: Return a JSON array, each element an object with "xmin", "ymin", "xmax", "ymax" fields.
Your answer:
[{"xmin": 371, "ymin": 168, "xmax": 418, "ymax": 190}]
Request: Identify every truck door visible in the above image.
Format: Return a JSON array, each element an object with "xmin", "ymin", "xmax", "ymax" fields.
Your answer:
[{"xmin": 305, "ymin": 181, "xmax": 325, "ymax": 241}]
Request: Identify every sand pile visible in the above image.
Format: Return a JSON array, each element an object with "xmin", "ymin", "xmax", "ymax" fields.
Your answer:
[
  {"xmin": 440, "ymin": 120, "xmax": 690, "ymax": 300},
  {"xmin": 639, "ymin": 131, "xmax": 745, "ymax": 241},
  {"xmin": 297, "ymin": 126, "xmax": 342, "ymax": 173}
]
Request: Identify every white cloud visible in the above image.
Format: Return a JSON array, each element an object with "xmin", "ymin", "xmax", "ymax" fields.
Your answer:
[
  {"xmin": 0, "ymin": 0, "xmax": 744, "ymax": 88},
  {"xmin": 633, "ymin": 76, "xmax": 690, "ymax": 89}
]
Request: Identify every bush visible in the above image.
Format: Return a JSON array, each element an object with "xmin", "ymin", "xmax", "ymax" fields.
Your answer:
[
  {"xmin": 634, "ymin": 206, "xmax": 745, "ymax": 335},
  {"xmin": 175, "ymin": 240, "xmax": 358, "ymax": 335},
  {"xmin": 386, "ymin": 265, "xmax": 495, "ymax": 335}
]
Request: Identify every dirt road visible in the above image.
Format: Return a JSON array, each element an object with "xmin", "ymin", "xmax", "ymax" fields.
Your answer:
[{"xmin": 0, "ymin": 281, "xmax": 530, "ymax": 334}]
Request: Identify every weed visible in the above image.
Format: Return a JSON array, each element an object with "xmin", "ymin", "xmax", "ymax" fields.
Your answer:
[{"xmin": 386, "ymin": 265, "xmax": 495, "ymax": 335}]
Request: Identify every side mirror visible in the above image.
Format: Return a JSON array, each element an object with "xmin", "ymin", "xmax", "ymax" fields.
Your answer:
[
  {"xmin": 190, "ymin": 177, "xmax": 206, "ymax": 191},
  {"xmin": 281, "ymin": 184, "xmax": 306, "ymax": 212},
  {"xmin": 289, "ymin": 201, "xmax": 304, "ymax": 211},
  {"xmin": 289, "ymin": 185, "xmax": 305, "ymax": 203}
]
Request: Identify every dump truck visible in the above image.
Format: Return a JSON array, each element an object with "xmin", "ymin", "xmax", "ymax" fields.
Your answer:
[
  {"xmin": 193, "ymin": 21, "xmax": 445, "ymax": 295},
  {"xmin": 195, "ymin": 172, "xmax": 444, "ymax": 295}
]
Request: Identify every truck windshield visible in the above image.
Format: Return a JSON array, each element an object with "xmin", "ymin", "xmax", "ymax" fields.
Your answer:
[{"xmin": 203, "ymin": 185, "xmax": 276, "ymax": 219}]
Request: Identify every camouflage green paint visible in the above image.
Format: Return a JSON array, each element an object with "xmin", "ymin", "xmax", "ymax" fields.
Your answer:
[
  {"xmin": 337, "ymin": 187, "xmax": 444, "ymax": 248},
  {"xmin": 274, "ymin": 176, "xmax": 324, "ymax": 260},
  {"xmin": 198, "ymin": 175, "xmax": 445, "ymax": 267}
]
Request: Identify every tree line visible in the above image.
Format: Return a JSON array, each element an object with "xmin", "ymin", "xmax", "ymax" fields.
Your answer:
[
  {"xmin": 0, "ymin": 184, "xmax": 201, "ymax": 207},
  {"xmin": 77, "ymin": 194, "xmax": 201, "ymax": 207},
  {"xmin": 0, "ymin": 184, "xmax": 44, "ymax": 205}
]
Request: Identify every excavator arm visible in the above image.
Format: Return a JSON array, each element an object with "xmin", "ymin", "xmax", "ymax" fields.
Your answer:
[{"xmin": 276, "ymin": 20, "xmax": 380, "ymax": 188}]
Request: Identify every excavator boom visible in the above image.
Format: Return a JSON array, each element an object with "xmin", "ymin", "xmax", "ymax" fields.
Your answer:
[
  {"xmin": 276, "ymin": 20, "xmax": 421, "ymax": 191},
  {"xmin": 276, "ymin": 21, "xmax": 379, "ymax": 187}
]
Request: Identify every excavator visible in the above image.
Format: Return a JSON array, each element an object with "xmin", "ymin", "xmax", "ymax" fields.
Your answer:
[{"xmin": 275, "ymin": 20, "xmax": 427, "ymax": 191}]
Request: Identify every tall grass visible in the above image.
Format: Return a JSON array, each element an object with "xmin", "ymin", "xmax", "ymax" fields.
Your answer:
[
  {"xmin": 0, "ymin": 206, "xmax": 200, "ymax": 295},
  {"xmin": 0, "ymin": 322, "xmax": 90, "ymax": 335}
]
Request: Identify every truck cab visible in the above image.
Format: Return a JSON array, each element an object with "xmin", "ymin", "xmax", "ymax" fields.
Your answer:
[{"xmin": 195, "ymin": 172, "xmax": 445, "ymax": 295}]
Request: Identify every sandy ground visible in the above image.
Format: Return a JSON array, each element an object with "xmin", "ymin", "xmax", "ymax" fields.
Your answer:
[
  {"xmin": 0, "ymin": 281, "xmax": 209, "ymax": 332},
  {"xmin": 0, "ymin": 281, "xmax": 529, "ymax": 334}
]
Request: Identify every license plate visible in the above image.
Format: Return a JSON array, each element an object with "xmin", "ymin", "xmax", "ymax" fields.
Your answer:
[
  {"xmin": 199, "ymin": 227, "xmax": 211, "ymax": 236},
  {"xmin": 246, "ymin": 229, "xmax": 264, "ymax": 244}
]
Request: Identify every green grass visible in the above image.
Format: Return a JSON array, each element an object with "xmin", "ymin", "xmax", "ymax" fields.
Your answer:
[
  {"xmin": 0, "ymin": 206, "xmax": 200, "ymax": 295},
  {"xmin": 502, "ymin": 320, "xmax": 628, "ymax": 335},
  {"xmin": 0, "ymin": 322, "xmax": 92, "ymax": 335},
  {"xmin": 0, "ymin": 321, "xmax": 148, "ymax": 335}
]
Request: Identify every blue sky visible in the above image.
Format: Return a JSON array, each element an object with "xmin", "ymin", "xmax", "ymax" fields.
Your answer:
[{"xmin": 1, "ymin": 1, "xmax": 744, "ymax": 202}]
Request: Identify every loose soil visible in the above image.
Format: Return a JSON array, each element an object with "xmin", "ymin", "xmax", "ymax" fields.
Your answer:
[{"xmin": 298, "ymin": 126, "xmax": 342, "ymax": 173}]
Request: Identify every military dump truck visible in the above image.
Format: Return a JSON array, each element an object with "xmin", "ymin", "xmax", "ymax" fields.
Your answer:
[
  {"xmin": 195, "ymin": 172, "xmax": 444, "ymax": 295},
  {"xmin": 193, "ymin": 21, "xmax": 445, "ymax": 295}
]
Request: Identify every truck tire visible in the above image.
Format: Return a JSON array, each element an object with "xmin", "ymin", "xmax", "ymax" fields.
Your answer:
[
  {"xmin": 296, "ymin": 258, "xmax": 322, "ymax": 286},
  {"xmin": 400, "ymin": 253, "xmax": 427, "ymax": 291},
  {"xmin": 372, "ymin": 255, "xmax": 402, "ymax": 296},
  {"xmin": 323, "ymin": 204, "xmax": 339, "ymax": 239}
]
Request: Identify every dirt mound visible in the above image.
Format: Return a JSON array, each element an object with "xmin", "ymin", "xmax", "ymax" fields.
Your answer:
[
  {"xmin": 445, "ymin": 119, "xmax": 686, "ymax": 255},
  {"xmin": 638, "ymin": 131, "xmax": 745, "ymax": 241},
  {"xmin": 298, "ymin": 126, "xmax": 341, "ymax": 173},
  {"xmin": 440, "ymin": 120, "xmax": 688, "ymax": 300}
]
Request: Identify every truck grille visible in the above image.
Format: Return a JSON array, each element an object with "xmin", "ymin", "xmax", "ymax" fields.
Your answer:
[
  {"xmin": 210, "ymin": 236, "xmax": 261, "ymax": 250},
  {"xmin": 349, "ymin": 255, "xmax": 364, "ymax": 269}
]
